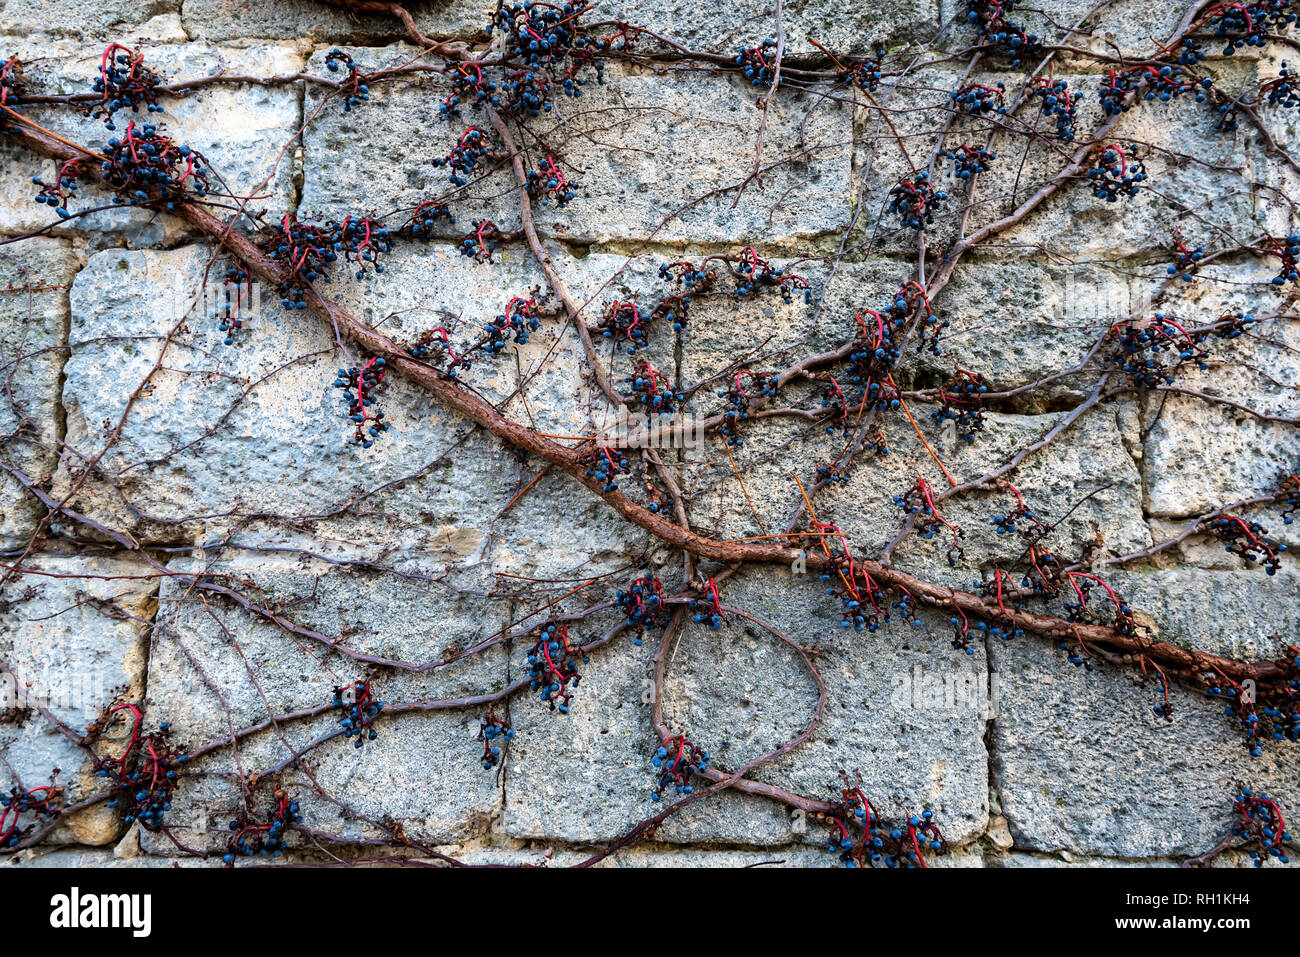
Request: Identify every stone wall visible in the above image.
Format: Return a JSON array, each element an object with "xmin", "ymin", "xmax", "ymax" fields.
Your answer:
[{"xmin": 0, "ymin": 0, "xmax": 1297, "ymax": 868}]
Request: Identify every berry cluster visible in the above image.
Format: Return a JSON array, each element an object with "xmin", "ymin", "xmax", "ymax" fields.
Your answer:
[
  {"xmin": 488, "ymin": 2, "xmax": 605, "ymax": 113},
  {"xmin": 1209, "ymin": 675, "xmax": 1268, "ymax": 754},
  {"xmin": 31, "ymin": 160, "xmax": 83, "ymax": 219},
  {"xmin": 478, "ymin": 706, "xmax": 514, "ymax": 769},
  {"xmin": 215, "ymin": 263, "xmax": 253, "ymax": 345},
  {"xmin": 730, "ymin": 247, "xmax": 811, "ymax": 303},
  {"xmin": 1087, "ymin": 144, "xmax": 1146, "ymax": 202},
  {"xmin": 324, "ymin": 49, "xmax": 370, "ymax": 112},
  {"xmin": 943, "ymin": 144, "xmax": 996, "ymax": 180},
  {"xmin": 1263, "ymin": 64, "xmax": 1300, "ymax": 109},
  {"xmin": 820, "ymin": 375, "xmax": 851, "ymax": 436},
  {"xmin": 689, "ymin": 577, "xmax": 727, "ymax": 630},
  {"xmin": 337, "ymin": 217, "xmax": 393, "ymax": 279},
  {"xmin": 828, "ymin": 773, "xmax": 945, "ymax": 868},
  {"xmin": 649, "ymin": 735, "xmax": 710, "ymax": 801},
  {"xmin": 579, "ymin": 444, "xmax": 628, "ymax": 492},
  {"xmin": 258, "ymin": 212, "xmax": 399, "ymax": 305},
  {"xmin": 334, "ymin": 356, "xmax": 390, "ymax": 448},
  {"xmin": 528, "ymin": 624, "xmax": 586, "ymax": 713},
  {"xmin": 500, "ymin": 69, "xmax": 556, "ymax": 117},
  {"xmin": 92, "ymin": 704, "xmax": 181, "ymax": 832},
  {"xmin": 887, "ymin": 171, "xmax": 946, "ymax": 230},
  {"xmin": 1266, "ymin": 234, "xmax": 1300, "ymax": 285},
  {"xmin": 434, "ymin": 127, "xmax": 490, "ymax": 186},
  {"xmin": 460, "ymin": 219, "xmax": 505, "ymax": 263},
  {"xmin": 262, "ymin": 214, "xmax": 336, "ymax": 309},
  {"xmin": 598, "ymin": 299, "xmax": 650, "ymax": 353},
  {"xmin": 626, "ymin": 360, "xmax": 683, "ymax": 416},
  {"xmin": 658, "ymin": 260, "xmax": 708, "ymax": 294},
  {"xmin": 844, "ymin": 51, "xmax": 885, "ymax": 91},
  {"xmin": 524, "ymin": 156, "xmax": 579, "ymax": 207},
  {"xmin": 96, "ymin": 121, "xmax": 212, "ymax": 211},
  {"xmin": 843, "ymin": 309, "xmax": 901, "ymax": 411},
  {"xmin": 990, "ymin": 481, "xmax": 1043, "ymax": 540},
  {"xmin": 813, "ymin": 521, "xmax": 895, "ymax": 631},
  {"xmin": 950, "ymin": 82, "xmax": 1005, "ymax": 114},
  {"xmin": 1230, "ymin": 786, "xmax": 1292, "ymax": 865},
  {"xmin": 1031, "ymin": 75, "xmax": 1076, "ymax": 141},
  {"xmin": 1204, "ymin": 1, "xmax": 1296, "ymax": 56},
  {"xmin": 489, "ymin": 1, "xmax": 595, "ymax": 70},
  {"xmin": 440, "ymin": 62, "xmax": 496, "ymax": 120},
  {"xmin": 1, "ymin": 773, "xmax": 62, "ymax": 849},
  {"xmin": 894, "ymin": 478, "xmax": 966, "ymax": 567},
  {"xmin": 656, "ymin": 260, "xmax": 707, "ymax": 331},
  {"xmin": 735, "ymin": 38, "xmax": 779, "ymax": 87},
  {"xmin": 1209, "ymin": 515, "xmax": 1285, "ymax": 575},
  {"xmin": 1168, "ymin": 240, "xmax": 1205, "ymax": 281},
  {"xmin": 407, "ymin": 199, "xmax": 455, "ymax": 239},
  {"xmin": 333, "ymin": 680, "xmax": 384, "ymax": 748},
  {"xmin": 964, "ymin": 0, "xmax": 1042, "ymax": 68},
  {"xmin": 931, "ymin": 369, "xmax": 988, "ymax": 441},
  {"xmin": 408, "ymin": 326, "xmax": 468, "ymax": 375},
  {"xmin": 615, "ymin": 576, "xmax": 667, "ymax": 643},
  {"xmin": 87, "ymin": 44, "xmax": 164, "ymax": 128},
  {"xmin": 1111, "ymin": 315, "xmax": 1209, "ymax": 387},
  {"xmin": 484, "ymin": 296, "xmax": 542, "ymax": 353},
  {"xmin": 720, "ymin": 370, "xmax": 781, "ymax": 447},
  {"xmin": 1100, "ymin": 64, "xmax": 1211, "ymax": 114},
  {"xmin": 1061, "ymin": 572, "xmax": 1140, "ymax": 648},
  {"xmin": 974, "ymin": 570, "xmax": 1027, "ymax": 641},
  {"xmin": 222, "ymin": 788, "xmax": 302, "ymax": 864}
]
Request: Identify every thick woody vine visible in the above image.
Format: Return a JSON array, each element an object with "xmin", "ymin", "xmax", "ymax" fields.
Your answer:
[{"xmin": 0, "ymin": 0, "xmax": 1297, "ymax": 866}]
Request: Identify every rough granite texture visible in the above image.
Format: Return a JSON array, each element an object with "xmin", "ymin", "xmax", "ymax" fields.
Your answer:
[{"xmin": 0, "ymin": 1, "xmax": 1296, "ymax": 869}]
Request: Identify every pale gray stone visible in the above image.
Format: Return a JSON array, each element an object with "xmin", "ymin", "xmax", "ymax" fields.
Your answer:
[
  {"xmin": 183, "ymin": 0, "xmax": 937, "ymax": 51},
  {"xmin": 0, "ymin": 238, "xmax": 81, "ymax": 547},
  {"xmin": 0, "ymin": 41, "xmax": 305, "ymax": 245},
  {"xmin": 506, "ymin": 566, "xmax": 990, "ymax": 846},
  {"xmin": 0, "ymin": 1, "xmax": 181, "ymax": 40},
  {"xmin": 1100, "ymin": 568, "xmax": 1299, "ymax": 660},
  {"xmin": 300, "ymin": 52, "xmax": 853, "ymax": 244},
  {"xmin": 990, "ymin": 636, "xmax": 1300, "ymax": 859},
  {"xmin": 137, "ymin": 553, "xmax": 510, "ymax": 855},
  {"xmin": 1144, "ymin": 395, "xmax": 1299, "ymax": 517},
  {"xmin": 0, "ymin": 554, "xmax": 158, "ymax": 845}
]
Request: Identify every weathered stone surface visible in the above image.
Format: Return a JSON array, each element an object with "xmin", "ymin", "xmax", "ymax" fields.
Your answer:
[
  {"xmin": 0, "ymin": 1, "xmax": 181, "ymax": 40},
  {"xmin": 1100, "ymin": 568, "xmax": 1299, "ymax": 661},
  {"xmin": 595, "ymin": 0, "xmax": 941, "ymax": 53},
  {"xmin": 685, "ymin": 398, "xmax": 1149, "ymax": 581},
  {"xmin": 0, "ymin": 41, "xmax": 304, "ymax": 245},
  {"xmin": 1144, "ymin": 395, "xmax": 1299, "ymax": 517},
  {"xmin": 1133, "ymin": 255, "xmax": 1299, "ymax": 524},
  {"xmin": 966, "ymin": 100, "xmax": 1253, "ymax": 259},
  {"xmin": 990, "ymin": 636, "xmax": 1300, "ymax": 859},
  {"xmin": 2, "ymin": 0, "xmax": 1297, "ymax": 871},
  {"xmin": 183, "ymin": 0, "xmax": 936, "ymax": 51},
  {"xmin": 506, "ymin": 566, "xmax": 990, "ymax": 846},
  {"xmin": 937, "ymin": 0, "xmax": 1187, "ymax": 59},
  {"xmin": 138, "ymin": 554, "xmax": 509, "ymax": 854},
  {"xmin": 0, "ymin": 555, "xmax": 158, "ymax": 846},
  {"xmin": 301, "ymin": 52, "xmax": 853, "ymax": 244},
  {"xmin": 920, "ymin": 258, "xmax": 1130, "ymax": 394},
  {"xmin": 0, "ymin": 238, "xmax": 81, "ymax": 548},
  {"xmin": 182, "ymin": 0, "xmax": 477, "ymax": 43},
  {"xmin": 56, "ymin": 244, "xmax": 519, "ymax": 549}
]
